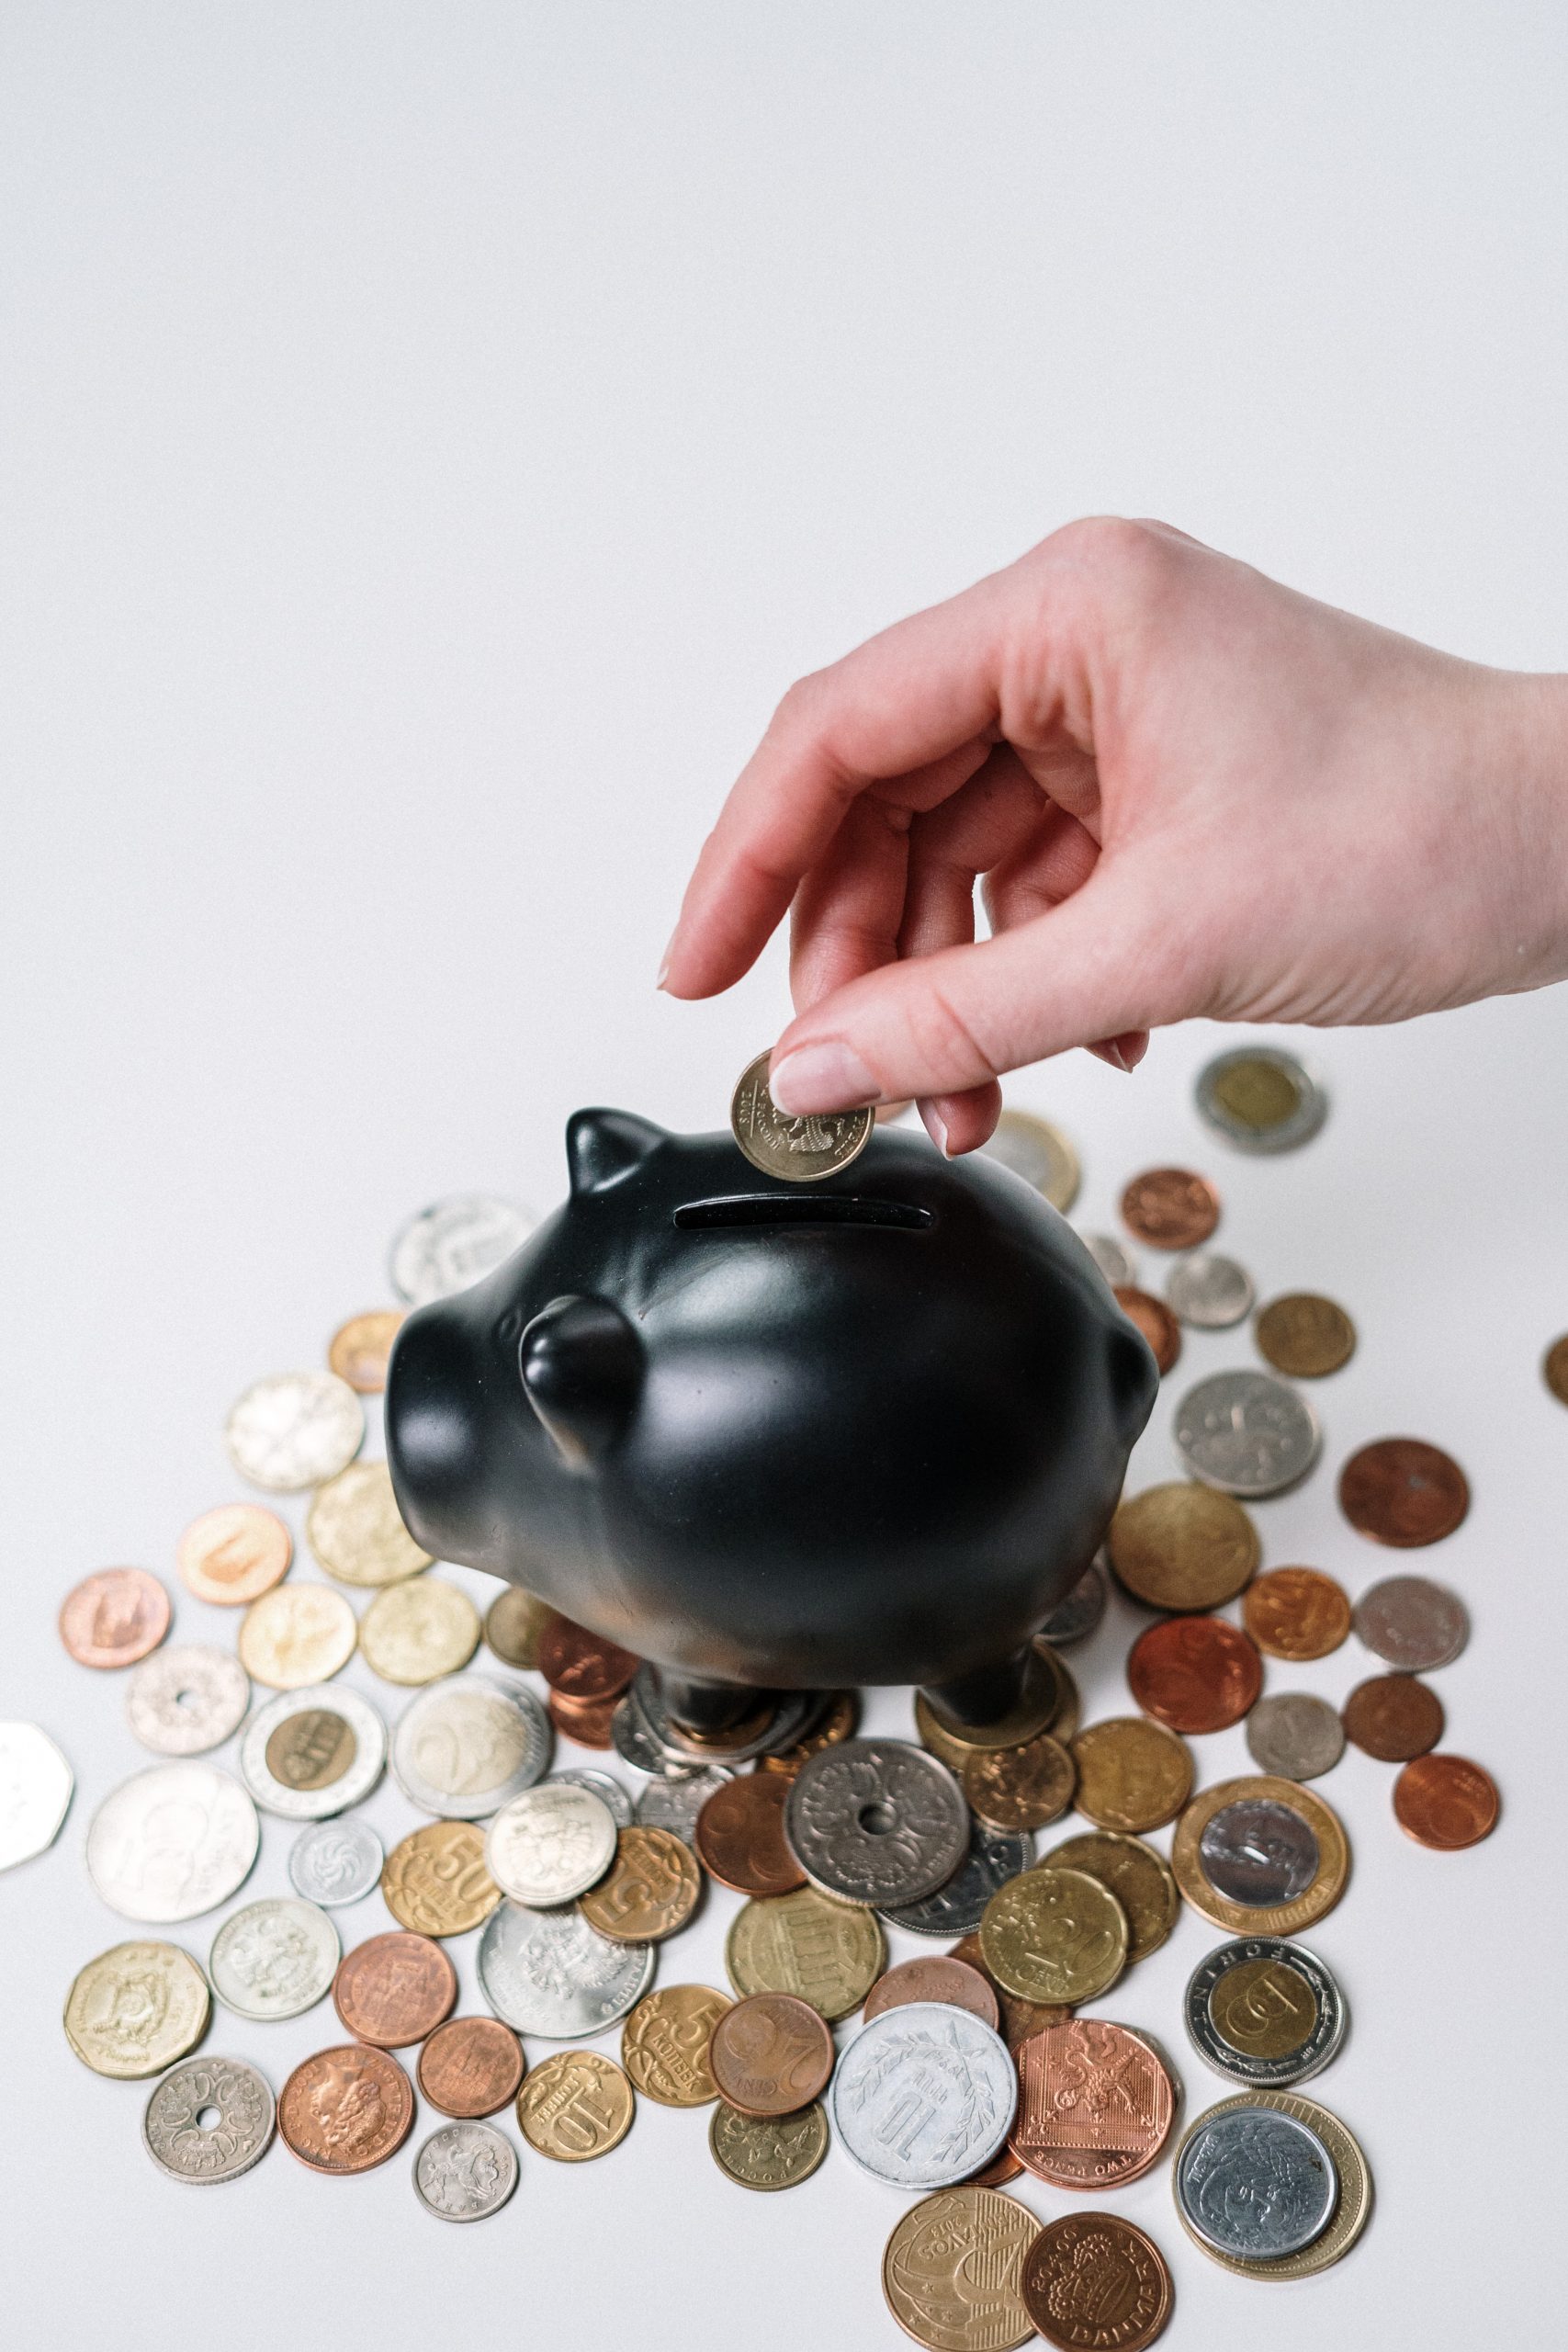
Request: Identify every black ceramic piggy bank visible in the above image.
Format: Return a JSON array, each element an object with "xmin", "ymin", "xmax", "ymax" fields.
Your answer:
[{"xmin": 386, "ymin": 1109, "xmax": 1156, "ymax": 1733}]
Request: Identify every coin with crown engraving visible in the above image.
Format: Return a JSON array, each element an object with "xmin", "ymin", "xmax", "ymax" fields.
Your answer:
[
  {"xmin": 412, "ymin": 2120, "xmax": 519, "ymax": 2222},
  {"xmin": 880, "ymin": 1823, "xmax": 1034, "ymax": 1939},
  {"xmin": 209, "ymin": 1896, "xmax": 340, "ymax": 2021},
  {"xmin": 730, "ymin": 1051, "xmax": 874, "ymax": 1182},
  {"xmin": 832, "ymin": 2003, "xmax": 1017, "ymax": 2188},
  {"xmin": 239, "ymin": 1684, "xmax": 386, "ymax": 1819},
  {"xmin": 142, "ymin": 2054, "xmax": 276, "ymax": 2184},
  {"xmin": 1020, "ymin": 2211, "xmax": 1174, "ymax": 2349},
  {"xmin": 786, "ymin": 1738, "xmax": 969, "ymax": 1906},
  {"xmin": 478, "ymin": 1900, "xmax": 655, "ymax": 2039}
]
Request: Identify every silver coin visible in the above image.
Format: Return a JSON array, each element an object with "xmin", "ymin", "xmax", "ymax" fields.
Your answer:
[
  {"xmin": 1352, "ymin": 1575, "xmax": 1469, "ymax": 1671},
  {"xmin": 238, "ymin": 1684, "xmax": 387, "ymax": 1820},
  {"xmin": 1246, "ymin": 1693, "xmax": 1345, "ymax": 1782},
  {"xmin": 1173, "ymin": 1369, "xmax": 1321, "ymax": 1498},
  {"xmin": 126, "ymin": 1646, "xmax": 250, "ymax": 1758},
  {"xmin": 550, "ymin": 1768, "xmax": 635, "ymax": 1827},
  {"xmin": 477, "ymin": 1899, "xmax": 655, "ymax": 2038},
  {"xmin": 1078, "ymin": 1231, "xmax": 1138, "ymax": 1289},
  {"xmin": 86, "ymin": 1762, "xmax": 259, "ymax": 1923},
  {"xmin": 1175, "ymin": 2102, "xmax": 1337, "ymax": 2256},
  {"xmin": 1194, "ymin": 1046, "xmax": 1328, "ymax": 1156},
  {"xmin": 390, "ymin": 1673, "xmax": 551, "ymax": 1817},
  {"xmin": 223, "ymin": 1371, "xmax": 364, "ymax": 1492},
  {"xmin": 1200, "ymin": 1798, "xmax": 1320, "ymax": 1906},
  {"xmin": 1166, "ymin": 1252, "xmax": 1256, "ymax": 1329},
  {"xmin": 879, "ymin": 1822, "xmax": 1036, "ymax": 1937},
  {"xmin": 785, "ymin": 1739, "xmax": 969, "ymax": 1907},
  {"xmin": 976, "ymin": 1110, "xmax": 1079, "ymax": 1211},
  {"xmin": 626, "ymin": 1663, "xmax": 814, "ymax": 1768},
  {"xmin": 484, "ymin": 1782, "xmax": 618, "ymax": 1905},
  {"xmin": 141, "ymin": 2054, "xmax": 276, "ymax": 2185},
  {"xmin": 288, "ymin": 1817, "xmax": 384, "ymax": 1907},
  {"xmin": 0, "ymin": 1721, "xmax": 73, "ymax": 1871},
  {"xmin": 412, "ymin": 2120, "xmax": 519, "ymax": 2222},
  {"xmin": 634, "ymin": 1766, "xmax": 734, "ymax": 1843},
  {"xmin": 389, "ymin": 1194, "xmax": 535, "ymax": 1306},
  {"xmin": 611, "ymin": 1693, "xmax": 671, "ymax": 1775},
  {"xmin": 1038, "ymin": 1556, "xmax": 1109, "ymax": 1646},
  {"xmin": 209, "ymin": 1895, "xmax": 340, "ymax": 2021},
  {"xmin": 1184, "ymin": 1936, "xmax": 1348, "ymax": 2088},
  {"xmin": 831, "ymin": 2002, "xmax": 1017, "ymax": 2188}
]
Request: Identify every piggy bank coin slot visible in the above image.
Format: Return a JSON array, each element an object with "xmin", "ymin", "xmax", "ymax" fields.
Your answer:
[{"xmin": 673, "ymin": 1195, "xmax": 932, "ymax": 1233}]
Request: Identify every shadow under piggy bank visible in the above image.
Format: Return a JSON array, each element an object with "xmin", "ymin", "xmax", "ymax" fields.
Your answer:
[{"xmin": 386, "ymin": 1108, "xmax": 1156, "ymax": 1734}]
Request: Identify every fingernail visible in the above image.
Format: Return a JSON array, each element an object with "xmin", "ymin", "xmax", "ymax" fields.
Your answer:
[
  {"xmin": 1089, "ymin": 1038, "xmax": 1133, "ymax": 1073},
  {"xmin": 656, "ymin": 936, "xmax": 675, "ymax": 990},
  {"xmin": 1122, "ymin": 1031, "xmax": 1150, "ymax": 1071},
  {"xmin": 918, "ymin": 1099, "xmax": 950, "ymax": 1156},
  {"xmin": 769, "ymin": 1040, "xmax": 880, "ymax": 1114}
]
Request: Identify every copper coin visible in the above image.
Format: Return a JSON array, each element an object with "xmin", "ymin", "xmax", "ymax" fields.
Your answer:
[
  {"xmin": 416, "ymin": 2016, "xmax": 525, "ymax": 2117},
  {"xmin": 707, "ymin": 1991, "xmax": 833, "ymax": 2117},
  {"xmin": 175, "ymin": 1503, "xmax": 293, "ymax": 1606},
  {"xmin": 59, "ymin": 1568, "xmax": 171, "ymax": 1668},
  {"xmin": 547, "ymin": 1687, "xmax": 617, "ymax": 1749},
  {"xmin": 966, "ymin": 2143, "xmax": 1025, "ymax": 2188},
  {"xmin": 1121, "ymin": 1167, "xmax": 1220, "ymax": 1250},
  {"xmin": 1393, "ymin": 1753, "xmax": 1499, "ymax": 1849},
  {"xmin": 1543, "ymin": 1334, "xmax": 1568, "ymax": 1406},
  {"xmin": 1242, "ymin": 1566, "xmax": 1351, "ymax": 1661},
  {"xmin": 332, "ymin": 1930, "xmax": 457, "ymax": 2047},
  {"xmin": 1338, "ymin": 1437, "xmax": 1470, "ymax": 1547},
  {"xmin": 537, "ymin": 1615, "xmax": 640, "ymax": 1702},
  {"xmin": 863, "ymin": 1955, "xmax": 999, "ymax": 2030},
  {"xmin": 579, "ymin": 1826, "xmax": 703, "ymax": 1941},
  {"xmin": 1020, "ymin": 2211, "xmax": 1174, "ymax": 2349},
  {"xmin": 963, "ymin": 1732, "xmax": 1076, "ymax": 1833},
  {"xmin": 1010, "ymin": 2018, "xmax": 1176, "ymax": 2188},
  {"xmin": 279, "ymin": 2042, "xmax": 415, "ymax": 2174},
  {"xmin": 1255, "ymin": 1293, "xmax": 1357, "ymax": 1377},
  {"xmin": 1113, "ymin": 1287, "xmax": 1181, "ymax": 1375},
  {"xmin": 758, "ymin": 1690, "xmax": 861, "ymax": 1777},
  {"xmin": 1342, "ymin": 1674, "xmax": 1444, "ymax": 1762},
  {"xmin": 1126, "ymin": 1617, "xmax": 1263, "ymax": 1735},
  {"xmin": 327, "ymin": 1308, "xmax": 405, "ymax": 1393},
  {"xmin": 950, "ymin": 1934, "xmax": 1072, "ymax": 2050},
  {"xmin": 695, "ymin": 1773, "xmax": 807, "ymax": 1896}
]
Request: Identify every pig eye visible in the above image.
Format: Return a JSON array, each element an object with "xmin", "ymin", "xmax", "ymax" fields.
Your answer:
[{"xmin": 673, "ymin": 1194, "xmax": 932, "ymax": 1232}]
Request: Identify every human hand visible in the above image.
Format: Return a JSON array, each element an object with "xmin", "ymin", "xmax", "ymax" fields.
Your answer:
[{"xmin": 660, "ymin": 518, "xmax": 1568, "ymax": 1152}]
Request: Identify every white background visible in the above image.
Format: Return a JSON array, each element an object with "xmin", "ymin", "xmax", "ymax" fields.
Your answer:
[{"xmin": 3, "ymin": 5, "xmax": 1566, "ymax": 2346}]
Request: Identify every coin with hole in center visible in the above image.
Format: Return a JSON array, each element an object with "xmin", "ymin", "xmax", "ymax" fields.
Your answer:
[
  {"xmin": 142, "ymin": 2054, "xmax": 276, "ymax": 2185},
  {"xmin": 786, "ymin": 1739, "xmax": 969, "ymax": 1908}
]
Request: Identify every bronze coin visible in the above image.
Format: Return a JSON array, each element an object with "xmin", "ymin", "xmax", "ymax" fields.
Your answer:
[
  {"xmin": 332, "ymin": 1930, "xmax": 457, "ymax": 2048},
  {"xmin": 547, "ymin": 1686, "xmax": 617, "ymax": 1749},
  {"xmin": 757, "ymin": 1690, "xmax": 861, "ymax": 1777},
  {"xmin": 1112, "ymin": 1287, "xmax": 1181, "ymax": 1375},
  {"xmin": 1393, "ymin": 1753, "xmax": 1499, "ymax": 1849},
  {"xmin": 863, "ymin": 1955, "xmax": 999, "ymax": 2030},
  {"xmin": 416, "ymin": 2016, "xmax": 525, "ymax": 2117},
  {"xmin": 1337, "ymin": 1437, "xmax": 1470, "ymax": 1547},
  {"xmin": 1108, "ymin": 1484, "xmax": 1260, "ymax": 1612},
  {"xmin": 949, "ymin": 1934, "xmax": 1072, "ymax": 2050},
  {"xmin": 1543, "ymin": 1334, "xmax": 1568, "ymax": 1406},
  {"xmin": 695, "ymin": 1773, "xmax": 807, "ymax": 1896},
  {"xmin": 537, "ymin": 1614, "xmax": 640, "ymax": 1702},
  {"xmin": 1242, "ymin": 1566, "xmax": 1351, "ymax": 1661},
  {"xmin": 327, "ymin": 1308, "xmax": 405, "ymax": 1393},
  {"xmin": 59, "ymin": 1568, "xmax": 171, "ymax": 1669},
  {"xmin": 1342, "ymin": 1674, "xmax": 1444, "ymax": 1761},
  {"xmin": 966, "ymin": 2143, "xmax": 1025, "ymax": 2187},
  {"xmin": 963, "ymin": 1732, "xmax": 1076, "ymax": 1833},
  {"xmin": 707, "ymin": 1991, "xmax": 833, "ymax": 2117},
  {"xmin": 484, "ymin": 1585, "xmax": 558, "ymax": 1669},
  {"xmin": 1121, "ymin": 1167, "xmax": 1220, "ymax": 1250},
  {"xmin": 1255, "ymin": 1292, "xmax": 1356, "ymax": 1377},
  {"xmin": 176, "ymin": 1503, "xmax": 293, "ymax": 1605},
  {"xmin": 579, "ymin": 1826, "xmax": 703, "ymax": 1941},
  {"xmin": 1010, "ymin": 2018, "xmax": 1176, "ymax": 2188},
  {"xmin": 279, "ymin": 2043, "xmax": 415, "ymax": 2174},
  {"xmin": 1020, "ymin": 2211, "xmax": 1174, "ymax": 2348},
  {"xmin": 1126, "ymin": 1617, "xmax": 1263, "ymax": 1736},
  {"xmin": 265, "ymin": 1707, "xmax": 356, "ymax": 1792}
]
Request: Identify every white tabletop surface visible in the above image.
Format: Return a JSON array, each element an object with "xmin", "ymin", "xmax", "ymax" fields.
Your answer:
[{"xmin": 4, "ymin": 7, "xmax": 1566, "ymax": 2346}]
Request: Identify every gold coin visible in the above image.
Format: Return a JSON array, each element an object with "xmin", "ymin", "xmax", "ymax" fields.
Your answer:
[
  {"xmin": 1208, "ymin": 1958, "xmax": 1320, "ymax": 2060},
  {"xmin": 63, "ymin": 1940, "xmax": 211, "ymax": 2079},
  {"xmin": 914, "ymin": 1646, "xmax": 1064, "ymax": 1763},
  {"xmin": 1171, "ymin": 1774, "xmax": 1350, "ymax": 1934},
  {"xmin": 175, "ymin": 1502, "xmax": 293, "ymax": 1606},
  {"xmin": 515, "ymin": 2049, "xmax": 635, "ymax": 2161},
  {"xmin": 1172, "ymin": 2088, "xmax": 1372, "ymax": 2278},
  {"xmin": 620, "ymin": 1984, "xmax": 732, "ymax": 2107},
  {"xmin": 978, "ymin": 1865, "xmax": 1129, "ymax": 2005},
  {"xmin": 1071, "ymin": 1717, "xmax": 1194, "ymax": 1832},
  {"xmin": 306, "ymin": 1460, "xmax": 430, "ymax": 1589},
  {"xmin": 1042, "ymin": 1830, "xmax": 1180, "ymax": 1965},
  {"xmin": 758, "ymin": 1690, "xmax": 860, "ymax": 1777},
  {"xmin": 357, "ymin": 1576, "xmax": 479, "ymax": 1685},
  {"xmin": 327, "ymin": 1309, "xmax": 405, "ymax": 1394},
  {"xmin": 729, "ymin": 1051, "xmax": 874, "ymax": 1184},
  {"xmin": 1107, "ymin": 1483, "xmax": 1261, "ymax": 1611},
  {"xmin": 881, "ymin": 2187, "xmax": 1039, "ymax": 2350},
  {"xmin": 977, "ymin": 1109, "xmax": 1081, "ymax": 1213},
  {"xmin": 265, "ymin": 1707, "xmax": 356, "ymax": 1792},
  {"xmin": 726, "ymin": 1888, "xmax": 886, "ymax": 2021},
  {"xmin": 1038, "ymin": 1644, "xmax": 1081, "ymax": 1743},
  {"xmin": 1254, "ymin": 1293, "xmax": 1357, "ymax": 1378},
  {"xmin": 962, "ymin": 1733, "xmax": 1076, "ymax": 1833},
  {"xmin": 381, "ymin": 1820, "xmax": 502, "ymax": 1937},
  {"xmin": 238, "ymin": 1583, "xmax": 357, "ymax": 1690},
  {"xmin": 578, "ymin": 1826, "xmax": 702, "ymax": 1942},
  {"xmin": 484, "ymin": 1586, "xmax": 558, "ymax": 1670},
  {"xmin": 709, "ymin": 2099, "xmax": 829, "ymax": 2193}
]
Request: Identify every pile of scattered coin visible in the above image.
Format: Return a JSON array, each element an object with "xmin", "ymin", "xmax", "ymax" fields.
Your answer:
[{"xmin": 1, "ymin": 1042, "xmax": 1510, "ymax": 2346}]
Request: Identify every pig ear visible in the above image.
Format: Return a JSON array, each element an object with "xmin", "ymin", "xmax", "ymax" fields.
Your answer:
[
  {"xmin": 519, "ymin": 1295, "xmax": 644, "ymax": 1469},
  {"xmin": 566, "ymin": 1108, "xmax": 668, "ymax": 1195}
]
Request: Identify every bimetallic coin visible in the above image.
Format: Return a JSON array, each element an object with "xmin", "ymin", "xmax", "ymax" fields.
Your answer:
[
  {"xmin": 125, "ymin": 1645, "xmax": 249, "ymax": 1758},
  {"xmin": 881, "ymin": 2187, "xmax": 1037, "ymax": 2350},
  {"xmin": 694, "ymin": 1771, "xmax": 805, "ymax": 1895},
  {"xmin": 1341, "ymin": 1674, "xmax": 1443, "ymax": 1761},
  {"xmin": 1173, "ymin": 1776, "xmax": 1349, "ymax": 1933},
  {"xmin": 1195, "ymin": 1044, "xmax": 1326, "ymax": 1154},
  {"xmin": 833, "ymin": 2004, "xmax": 1016, "ymax": 2188},
  {"xmin": 391, "ymin": 1674, "xmax": 551, "ymax": 1817},
  {"xmin": 1254, "ymin": 1292, "xmax": 1356, "ymax": 1377},
  {"xmin": 1010, "ymin": 2018, "xmax": 1176, "ymax": 2188},
  {"xmin": 64, "ymin": 1939, "xmax": 210, "ymax": 2078},
  {"xmin": 1078, "ymin": 1231, "xmax": 1138, "ymax": 1289},
  {"xmin": 1184, "ymin": 1937, "xmax": 1347, "ymax": 2087},
  {"xmin": 1126, "ymin": 1617, "xmax": 1262, "ymax": 1736},
  {"xmin": 288, "ymin": 1818, "xmax": 384, "ymax": 1907},
  {"xmin": 1337, "ymin": 1436, "xmax": 1470, "ymax": 1546},
  {"xmin": 327, "ymin": 1308, "xmax": 404, "ymax": 1393},
  {"xmin": 1246, "ymin": 1693, "xmax": 1345, "ymax": 1781},
  {"xmin": 864, "ymin": 1956, "xmax": 999, "ymax": 2030},
  {"xmin": 634, "ymin": 1765, "xmax": 728, "ymax": 1844},
  {"xmin": 629, "ymin": 1663, "xmax": 815, "ymax": 1768},
  {"xmin": 1121, "ymin": 1167, "xmax": 1219, "ymax": 1250},
  {"xmin": 963, "ymin": 1734, "xmax": 1075, "ymax": 1833},
  {"xmin": 1042, "ymin": 1832, "xmax": 1180, "ymax": 1965},
  {"xmin": 485, "ymin": 1781, "xmax": 618, "ymax": 1905},
  {"xmin": 880, "ymin": 1824, "xmax": 1035, "ymax": 1939},
  {"xmin": 142, "ymin": 2055, "xmax": 276, "ymax": 2185},
  {"xmin": 579, "ymin": 1824, "xmax": 702, "ymax": 1940},
  {"xmin": 726, "ymin": 1887, "xmax": 886, "ymax": 2020},
  {"xmin": 224, "ymin": 1370, "xmax": 364, "ymax": 1492},
  {"xmin": 1167, "ymin": 1252, "xmax": 1255, "ymax": 1329},
  {"xmin": 59, "ymin": 1567, "xmax": 170, "ymax": 1668},
  {"xmin": 389, "ymin": 1193, "xmax": 534, "ymax": 1306},
  {"xmin": 712, "ymin": 2100, "xmax": 829, "ymax": 2194},
  {"xmin": 209, "ymin": 1897, "xmax": 339, "ymax": 2021},
  {"xmin": 175, "ymin": 1503, "xmax": 292, "ymax": 1605},
  {"xmin": 1172, "ymin": 2089, "xmax": 1371, "ymax": 2278},
  {"xmin": 417, "ymin": 2017, "xmax": 525, "ymax": 2119},
  {"xmin": 382, "ymin": 1821, "xmax": 502, "ymax": 1937},
  {"xmin": 1352, "ymin": 1574, "xmax": 1470, "ymax": 1670},
  {"xmin": 483, "ymin": 1585, "xmax": 558, "ymax": 1670},
  {"xmin": 1070, "ymin": 1718, "xmax": 1193, "ymax": 1833},
  {"xmin": 1393, "ymin": 1753, "xmax": 1499, "ymax": 1849},
  {"xmin": 237, "ymin": 1584, "xmax": 357, "ymax": 1690},
  {"xmin": 358, "ymin": 1576, "xmax": 480, "ymax": 1685},
  {"xmin": 239, "ymin": 1684, "xmax": 386, "ymax": 1819},
  {"xmin": 86, "ymin": 1762, "xmax": 259, "ymax": 1923},
  {"xmin": 1020, "ymin": 2212, "xmax": 1173, "ymax": 2350},
  {"xmin": 1200, "ymin": 1799, "xmax": 1318, "ymax": 1905},
  {"xmin": 333, "ymin": 1931, "xmax": 457, "ymax": 2047},
  {"xmin": 279, "ymin": 2044, "xmax": 415, "ymax": 2174},
  {"xmin": 1038, "ymin": 1557, "xmax": 1109, "ymax": 1647},
  {"xmin": 515, "ymin": 2050, "xmax": 635, "ymax": 2160},
  {"xmin": 1173, "ymin": 1369, "xmax": 1321, "ymax": 1498},
  {"xmin": 1242, "ymin": 1566, "xmax": 1350, "ymax": 1660},
  {"xmin": 730, "ymin": 1051, "xmax": 873, "ymax": 1183},
  {"xmin": 976, "ymin": 1109, "xmax": 1080, "ymax": 1211},
  {"xmin": 1112, "ymin": 1287, "xmax": 1180, "ymax": 1375},
  {"xmin": 979, "ymin": 1867, "xmax": 1128, "ymax": 2005},
  {"xmin": 1107, "ymin": 1484, "xmax": 1260, "ymax": 1611},
  {"xmin": 785, "ymin": 1737, "xmax": 969, "ymax": 1907},
  {"xmin": 1175, "ymin": 2101, "xmax": 1337, "ymax": 2258},
  {"xmin": 621, "ymin": 1984, "xmax": 731, "ymax": 2106},
  {"xmin": 0, "ymin": 1721, "xmax": 73, "ymax": 1868},
  {"xmin": 307, "ymin": 1459, "xmax": 430, "ymax": 1589},
  {"xmin": 478, "ymin": 1900, "xmax": 655, "ymax": 2039},
  {"xmin": 412, "ymin": 2120, "xmax": 518, "ymax": 2222}
]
